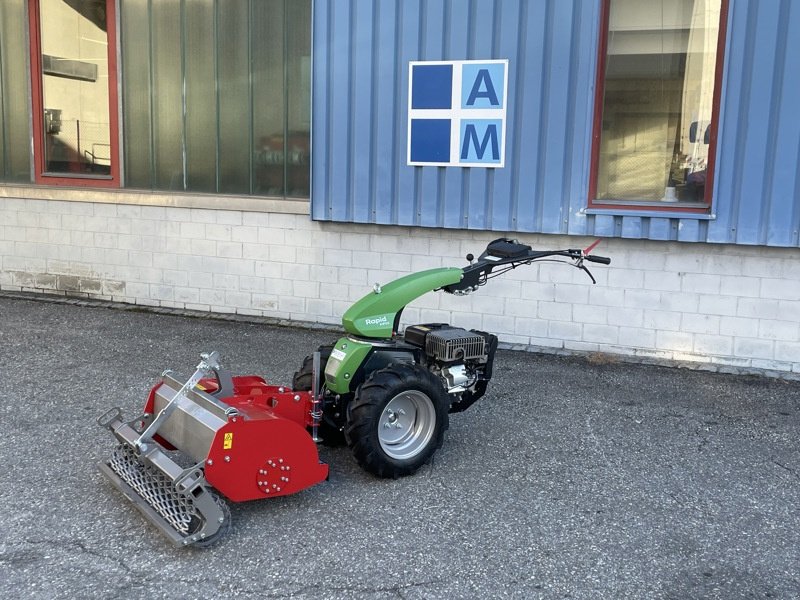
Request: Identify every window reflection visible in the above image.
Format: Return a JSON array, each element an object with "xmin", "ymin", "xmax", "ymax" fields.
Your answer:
[
  {"xmin": 596, "ymin": 0, "xmax": 722, "ymax": 203},
  {"xmin": 40, "ymin": 0, "xmax": 111, "ymax": 176}
]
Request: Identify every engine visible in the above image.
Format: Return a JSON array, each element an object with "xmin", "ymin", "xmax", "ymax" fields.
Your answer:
[{"xmin": 404, "ymin": 324, "xmax": 498, "ymax": 412}]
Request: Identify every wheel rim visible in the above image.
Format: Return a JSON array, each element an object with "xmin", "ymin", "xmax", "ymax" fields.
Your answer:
[{"xmin": 378, "ymin": 390, "xmax": 436, "ymax": 460}]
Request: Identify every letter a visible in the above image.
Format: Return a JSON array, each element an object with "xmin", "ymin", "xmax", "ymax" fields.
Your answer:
[{"xmin": 466, "ymin": 69, "xmax": 499, "ymax": 106}]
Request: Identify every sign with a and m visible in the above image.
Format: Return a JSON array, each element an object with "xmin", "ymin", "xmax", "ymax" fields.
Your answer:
[{"xmin": 407, "ymin": 59, "xmax": 508, "ymax": 168}]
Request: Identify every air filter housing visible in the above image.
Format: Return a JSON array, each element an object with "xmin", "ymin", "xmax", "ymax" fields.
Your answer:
[{"xmin": 425, "ymin": 327, "xmax": 486, "ymax": 363}]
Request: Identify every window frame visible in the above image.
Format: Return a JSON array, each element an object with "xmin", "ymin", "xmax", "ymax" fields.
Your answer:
[
  {"xmin": 587, "ymin": 0, "xmax": 729, "ymax": 214},
  {"xmin": 27, "ymin": 0, "xmax": 120, "ymax": 188}
]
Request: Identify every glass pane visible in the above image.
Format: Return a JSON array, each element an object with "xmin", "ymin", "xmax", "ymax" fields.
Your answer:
[
  {"xmin": 150, "ymin": 0, "xmax": 183, "ymax": 190},
  {"xmin": 596, "ymin": 0, "xmax": 722, "ymax": 202},
  {"xmin": 251, "ymin": 0, "xmax": 286, "ymax": 196},
  {"xmin": 184, "ymin": 0, "xmax": 216, "ymax": 192},
  {"xmin": 0, "ymin": 0, "xmax": 32, "ymax": 182},
  {"xmin": 39, "ymin": 0, "xmax": 112, "ymax": 176},
  {"xmin": 116, "ymin": 0, "xmax": 311, "ymax": 197},
  {"xmin": 217, "ymin": 0, "xmax": 252, "ymax": 195},
  {"xmin": 120, "ymin": 0, "xmax": 153, "ymax": 188},
  {"xmin": 286, "ymin": 0, "xmax": 312, "ymax": 198}
]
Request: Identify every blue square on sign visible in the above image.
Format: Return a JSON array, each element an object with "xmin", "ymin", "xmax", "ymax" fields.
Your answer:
[
  {"xmin": 411, "ymin": 64, "xmax": 453, "ymax": 109},
  {"xmin": 410, "ymin": 119, "xmax": 451, "ymax": 163}
]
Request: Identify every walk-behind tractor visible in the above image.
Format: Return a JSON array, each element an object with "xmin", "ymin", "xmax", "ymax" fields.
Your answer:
[{"xmin": 98, "ymin": 238, "xmax": 610, "ymax": 546}]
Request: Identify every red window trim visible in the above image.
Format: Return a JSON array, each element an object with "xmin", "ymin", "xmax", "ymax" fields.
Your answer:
[
  {"xmin": 587, "ymin": 0, "xmax": 729, "ymax": 214},
  {"xmin": 28, "ymin": 0, "xmax": 120, "ymax": 188}
]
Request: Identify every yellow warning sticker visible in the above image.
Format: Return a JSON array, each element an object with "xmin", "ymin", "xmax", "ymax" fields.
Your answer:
[{"xmin": 223, "ymin": 432, "xmax": 233, "ymax": 449}]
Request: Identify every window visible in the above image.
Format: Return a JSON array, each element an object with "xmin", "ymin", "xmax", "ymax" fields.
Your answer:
[
  {"xmin": 589, "ymin": 0, "xmax": 728, "ymax": 212},
  {"xmin": 0, "ymin": 0, "xmax": 311, "ymax": 199},
  {"xmin": 0, "ymin": 1, "xmax": 32, "ymax": 183},
  {"xmin": 120, "ymin": 0, "xmax": 311, "ymax": 198},
  {"xmin": 29, "ymin": 0, "xmax": 120, "ymax": 186}
]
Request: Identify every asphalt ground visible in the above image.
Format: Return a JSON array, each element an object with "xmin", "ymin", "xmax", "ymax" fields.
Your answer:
[{"xmin": 0, "ymin": 295, "xmax": 798, "ymax": 600}]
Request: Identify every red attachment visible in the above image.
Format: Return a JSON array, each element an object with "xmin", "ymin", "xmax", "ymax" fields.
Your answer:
[
  {"xmin": 145, "ymin": 375, "xmax": 329, "ymax": 503},
  {"xmin": 206, "ymin": 376, "xmax": 328, "ymax": 502}
]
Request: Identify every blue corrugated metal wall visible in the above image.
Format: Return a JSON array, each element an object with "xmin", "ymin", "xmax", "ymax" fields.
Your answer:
[
  {"xmin": 311, "ymin": 0, "xmax": 800, "ymax": 248},
  {"xmin": 707, "ymin": 0, "xmax": 800, "ymax": 247}
]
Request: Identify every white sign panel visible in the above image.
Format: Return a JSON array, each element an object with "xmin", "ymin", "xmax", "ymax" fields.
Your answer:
[{"xmin": 407, "ymin": 59, "xmax": 508, "ymax": 168}]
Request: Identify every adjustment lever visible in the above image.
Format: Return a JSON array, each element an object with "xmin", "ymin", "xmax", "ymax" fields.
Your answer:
[{"xmin": 578, "ymin": 263, "xmax": 597, "ymax": 284}]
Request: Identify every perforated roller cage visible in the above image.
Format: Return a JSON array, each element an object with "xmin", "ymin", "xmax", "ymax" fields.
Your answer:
[{"xmin": 106, "ymin": 444, "xmax": 227, "ymax": 538}]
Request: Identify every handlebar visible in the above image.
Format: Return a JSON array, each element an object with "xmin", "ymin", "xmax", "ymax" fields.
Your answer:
[
  {"xmin": 442, "ymin": 238, "xmax": 611, "ymax": 294},
  {"xmin": 584, "ymin": 254, "xmax": 611, "ymax": 265}
]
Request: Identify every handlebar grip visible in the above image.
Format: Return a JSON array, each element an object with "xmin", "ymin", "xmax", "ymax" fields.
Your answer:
[{"xmin": 585, "ymin": 255, "xmax": 611, "ymax": 265}]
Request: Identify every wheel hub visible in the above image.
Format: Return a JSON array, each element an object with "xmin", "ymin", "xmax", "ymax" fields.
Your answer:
[
  {"xmin": 377, "ymin": 391, "xmax": 436, "ymax": 460},
  {"xmin": 384, "ymin": 408, "xmax": 405, "ymax": 428}
]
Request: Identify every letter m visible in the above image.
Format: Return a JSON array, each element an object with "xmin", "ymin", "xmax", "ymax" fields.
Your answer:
[{"xmin": 460, "ymin": 123, "xmax": 499, "ymax": 161}]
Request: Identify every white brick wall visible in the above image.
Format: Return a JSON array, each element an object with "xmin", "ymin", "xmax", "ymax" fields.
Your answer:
[{"xmin": 2, "ymin": 196, "xmax": 800, "ymax": 375}]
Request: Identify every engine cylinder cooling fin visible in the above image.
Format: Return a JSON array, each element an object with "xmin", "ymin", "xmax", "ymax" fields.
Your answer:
[{"xmin": 425, "ymin": 327, "xmax": 487, "ymax": 363}]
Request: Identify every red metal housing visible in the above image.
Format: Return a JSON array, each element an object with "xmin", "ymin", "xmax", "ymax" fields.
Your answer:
[{"xmin": 144, "ymin": 376, "xmax": 329, "ymax": 503}]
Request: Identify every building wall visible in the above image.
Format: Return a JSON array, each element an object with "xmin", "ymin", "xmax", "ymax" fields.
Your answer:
[
  {"xmin": 311, "ymin": 0, "xmax": 800, "ymax": 248},
  {"xmin": 2, "ymin": 1, "xmax": 798, "ymax": 380},
  {"xmin": 2, "ymin": 195, "xmax": 798, "ymax": 376}
]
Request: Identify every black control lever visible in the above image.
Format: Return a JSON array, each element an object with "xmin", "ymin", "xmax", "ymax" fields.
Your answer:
[
  {"xmin": 585, "ymin": 255, "xmax": 611, "ymax": 265},
  {"xmin": 578, "ymin": 264, "xmax": 597, "ymax": 284}
]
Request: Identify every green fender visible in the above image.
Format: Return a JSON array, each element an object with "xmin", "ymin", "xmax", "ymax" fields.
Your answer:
[
  {"xmin": 324, "ymin": 267, "xmax": 463, "ymax": 394},
  {"xmin": 341, "ymin": 267, "xmax": 463, "ymax": 339},
  {"xmin": 324, "ymin": 337, "xmax": 373, "ymax": 394}
]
